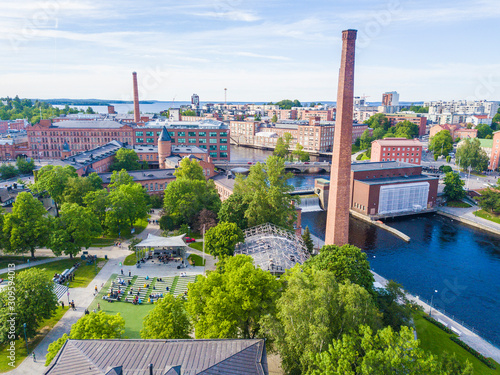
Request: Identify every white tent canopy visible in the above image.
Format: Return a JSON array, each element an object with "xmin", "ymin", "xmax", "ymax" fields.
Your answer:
[{"xmin": 135, "ymin": 234, "xmax": 188, "ymax": 249}]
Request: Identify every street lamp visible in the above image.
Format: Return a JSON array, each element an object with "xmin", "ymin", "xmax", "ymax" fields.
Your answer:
[
  {"xmin": 429, "ymin": 290, "xmax": 438, "ymax": 317},
  {"xmin": 23, "ymin": 323, "xmax": 29, "ymax": 355},
  {"xmin": 467, "ymin": 165, "xmax": 472, "ymax": 191},
  {"xmin": 66, "ymin": 282, "xmax": 70, "ymax": 305}
]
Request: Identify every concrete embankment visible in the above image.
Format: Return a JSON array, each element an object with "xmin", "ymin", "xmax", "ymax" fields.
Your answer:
[
  {"xmin": 349, "ymin": 210, "xmax": 411, "ymax": 242},
  {"xmin": 437, "ymin": 210, "xmax": 500, "ymax": 237}
]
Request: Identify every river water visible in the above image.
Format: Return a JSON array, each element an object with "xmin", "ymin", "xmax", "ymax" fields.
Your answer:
[{"xmin": 230, "ymin": 147, "xmax": 500, "ymax": 347}]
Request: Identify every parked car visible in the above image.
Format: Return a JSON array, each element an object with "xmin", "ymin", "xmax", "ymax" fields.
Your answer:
[{"xmin": 184, "ymin": 237, "xmax": 196, "ymax": 243}]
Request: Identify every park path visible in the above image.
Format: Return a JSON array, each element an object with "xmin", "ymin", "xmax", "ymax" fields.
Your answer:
[
  {"xmin": 6, "ymin": 210, "xmax": 213, "ymax": 375},
  {"xmin": 0, "ymin": 257, "xmax": 65, "ymax": 276},
  {"xmin": 307, "ymin": 231, "xmax": 500, "ymax": 364},
  {"xmin": 437, "ymin": 205, "xmax": 500, "ymax": 235}
]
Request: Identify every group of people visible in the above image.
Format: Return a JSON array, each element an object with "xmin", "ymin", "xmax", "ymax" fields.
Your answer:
[
  {"xmin": 147, "ymin": 219, "xmax": 159, "ymax": 225},
  {"xmin": 114, "ymin": 241, "xmax": 122, "ymax": 248},
  {"xmin": 132, "ymin": 295, "xmax": 142, "ymax": 305},
  {"xmin": 103, "ymin": 289, "xmax": 123, "ymax": 302}
]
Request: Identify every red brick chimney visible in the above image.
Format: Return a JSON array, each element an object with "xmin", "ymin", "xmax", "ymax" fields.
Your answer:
[
  {"xmin": 132, "ymin": 72, "xmax": 140, "ymax": 123},
  {"xmin": 325, "ymin": 29, "xmax": 357, "ymax": 246}
]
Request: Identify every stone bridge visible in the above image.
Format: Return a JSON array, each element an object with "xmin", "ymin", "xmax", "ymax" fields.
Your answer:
[{"xmin": 213, "ymin": 161, "xmax": 331, "ymax": 173}]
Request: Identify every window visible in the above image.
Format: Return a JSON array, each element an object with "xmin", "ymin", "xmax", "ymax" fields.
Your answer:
[
  {"xmin": 170, "ymin": 138, "xmax": 175, "ymax": 143},
  {"xmin": 146, "ymin": 131, "xmax": 154, "ymax": 137},
  {"xmin": 199, "ymin": 132, "xmax": 206, "ymax": 136},
  {"xmin": 220, "ymin": 145, "xmax": 227, "ymax": 151},
  {"xmin": 188, "ymin": 138, "xmax": 197, "ymax": 143},
  {"xmin": 146, "ymin": 138, "xmax": 154, "ymax": 143},
  {"xmin": 157, "ymin": 131, "xmax": 161, "ymax": 136},
  {"xmin": 220, "ymin": 132, "xmax": 227, "ymax": 137},
  {"xmin": 209, "ymin": 145, "xmax": 217, "ymax": 150},
  {"xmin": 220, "ymin": 138, "xmax": 228, "ymax": 143},
  {"xmin": 209, "ymin": 132, "xmax": 217, "ymax": 137},
  {"xmin": 168, "ymin": 132, "xmax": 175, "ymax": 137},
  {"xmin": 159, "ymin": 184, "xmax": 163, "ymax": 190},
  {"xmin": 210, "ymin": 152, "xmax": 218, "ymax": 158},
  {"xmin": 209, "ymin": 139, "xmax": 217, "ymax": 144},
  {"xmin": 135, "ymin": 131, "xmax": 143, "ymax": 136},
  {"xmin": 155, "ymin": 183, "xmax": 158, "ymax": 191},
  {"xmin": 178, "ymin": 131, "xmax": 185, "ymax": 137},
  {"xmin": 136, "ymin": 138, "xmax": 144, "ymax": 143},
  {"xmin": 178, "ymin": 138, "xmax": 186, "ymax": 143},
  {"xmin": 220, "ymin": 152, "xmax": 228, "ymax": 158},
  {"xmin": 199, "ymin": 138, "xmax": 206, "ymax": 144},
  {"xmin": 199, "ymin": 145, "xmax": 207, "ymax": 149},
  {"xmin": 188, "ymin": 132, "xmax": 196, "ymax": 137}
]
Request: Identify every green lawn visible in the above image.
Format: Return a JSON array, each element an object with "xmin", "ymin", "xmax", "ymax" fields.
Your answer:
[
  {"xmin": 90, "ymin": 217, "xmax": 149, "ymax": 247},
  {"xmin": 90, "ymin": 237, "xmax": 116, "ymax": 247},
  {"xmin": 189, "ymin": 242, "xmax": 203, "ymax": 251},
  {"xmin": 123, "ymin": 252, "xmax": 137, "ymax": 266},
  {"xmin": 474, "ymin": 210, "xmax": 500, "ymax": 225},
  {"xmin": 0, "ymin": 306, "xmax": 66, "ymax": 373},
  {"xmin": 0, "ymin": 255, "xmax": 50, "ymax": 270},
  {"xmin": 0, "ymin": 258, "xmax": 107, "ymax": 288},
  {"xmin": 446, "ymin": 200, "xmax": 472, "ymax": 208},
  {"xmin": 414, "ymin": 313, "xmax": 500, "ymax": 375},
  {"xmin": 188, "ymin": 253, "xmax": 205, "ymax": 266}
]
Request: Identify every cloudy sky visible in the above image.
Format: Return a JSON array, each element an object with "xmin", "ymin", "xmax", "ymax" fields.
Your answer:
[{"xmin": 1, "ymin": 0, "xmax": 500, "ymax": 103}]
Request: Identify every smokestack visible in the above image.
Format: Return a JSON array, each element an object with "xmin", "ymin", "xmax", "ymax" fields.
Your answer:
[
  {"xmin": 133, "ymin": 72, "xmax": 140, "ymax": 123},
  {"xmin": 325, "ymin": 29, "xmax": 357, "ymax": 246}
]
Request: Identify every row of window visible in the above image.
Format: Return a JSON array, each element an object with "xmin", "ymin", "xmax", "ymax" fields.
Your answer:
[
  {"xmin": 32, "ymin": 130, "xmax": 131, "ymax": 137},
  {"xmin": 135, "ymin": 131, "xmax": 228, "ymax": 137},
  {"xmin": 382, "ymin": 152, "xmax": 419, "ymax": 157},
  {"xmin": 353, "ymin": 202, "xmax": 366, "ymax": 211},
  {"xmin": 382, "ymin": 158, "xmax": 419, "ymax": 163},
  {"xmin": 382, "ymin": 147, "xmax": 420, "ymax": 151}
]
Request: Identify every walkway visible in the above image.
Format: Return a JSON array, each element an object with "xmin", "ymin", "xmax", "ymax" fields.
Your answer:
[
  {"xmin": 307, "ymin": 231, "xmax": 500, "ymax": 363},
  {"xmin": 437, "ymin": 205, "xmax": 500, "ymax": 236},
  {"xmin": 6, "ymin": 210, "xmax": 215, "ymax": 375},
  {"xmin": 0, "ymin": 257, "xmax": 64, "ymax": 276}
]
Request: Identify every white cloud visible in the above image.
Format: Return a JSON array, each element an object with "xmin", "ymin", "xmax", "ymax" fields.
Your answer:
[{"xmin": 193, "ymin": 10, "xmax": 260, "ymax": 22}]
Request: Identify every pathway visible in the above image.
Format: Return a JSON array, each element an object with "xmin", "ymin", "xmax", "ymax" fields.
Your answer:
[
  {"xmin": 307, "ymin": 231, "xmax": 500, "ymax": 363},
  {"xmin": 437, "ymin": 205, "xmax": 500, "ymax": 235},
  {"xmin": 0, "ymin": 257, "xmax": 65, "ymax": 276}
]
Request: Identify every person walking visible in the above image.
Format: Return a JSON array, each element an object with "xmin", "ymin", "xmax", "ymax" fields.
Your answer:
[
  {"xmin": 128, "ymin": 270, "xmax": 131, "ymax": 277},
  {"xmin": 121, "ymin": 269, "xmax": 124, "ymax": 275},
  {"xmin": 97, "ymin": 303, "xmax": 100, "ymax": 311},
  {"xmin": 61, "ymin": 301, "xmax": 64, "ymax": 309},
  {"xmin": 32, "ymin": 352, "xmax": 36, "ymax": 362},
  {"xmin": 95, "ymin": 285, "xmax": 98, "ymax": 293}
]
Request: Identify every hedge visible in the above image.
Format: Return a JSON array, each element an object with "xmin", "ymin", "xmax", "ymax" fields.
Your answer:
[
  {"xmin": 450, "ymin": 336, "xmax": 496, "ymax": 369},
  {"xmin": 423, "ymin": 315, "xmax": 454, "ymax": 334}
]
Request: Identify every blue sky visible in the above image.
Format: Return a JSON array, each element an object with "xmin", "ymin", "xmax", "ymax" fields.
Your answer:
[{"xmin": 1, "ymin": 0, "xmax": 500, "ymax": 103}]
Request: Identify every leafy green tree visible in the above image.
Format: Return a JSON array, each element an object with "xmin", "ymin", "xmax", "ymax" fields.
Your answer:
[
  {"xmin": 45, "ymin": 334, "xmax": 69, "ymax": 366},
  {"xmin": 429, "ymin": 130, "xmax": 453, "ymax": 157},
  {"xmin": 455, "ymin": 138, "xmax": 489, "ymax": 171},
  {"xmin": 364, "ymin": 113, "xmax": 390, "ymax": 131},
  {"xmin": 443, "ymin": 172, "xmax": 466, "ymax": 201},
  {"xmin": 110, "ymin": 148, "xmax": 142, "ymax": 171},
  {"xmin": 174, "ymin": 157, "xmax": 205, "ymax": 181},
  {"xmin": 478, "ymin": 188, "xmax": 500, "ymax": 214},
  {"xmin": 83, "ymin": 189, "xmax": 108, "ymax": 228},
  {"xmin": 186, "ymin": 255, "xmax": 281, "ymax": 339},
  {"xmin": 305, "ymin": 244, "xmax": 374, "ymax": 293},
  {"xmin": 476, "ymin": 123, "xmax": 494, "ymax": 139},
  {"xmin": 0, "ymin": 164, "xmax": 18, "ymax": 180},
  {"xmin": 69, "ymin": 311, "xmax": 125, "ymax": 339},
  {"xmin": 159, "ymin": 214, "xmax": 175, "ymax": 231},
  {"xmin": 49, "ymin": 203, "xmax": 102, "ymax": 258},
  {"xmin": 261, "ymin": 267, "xmax": 380, "ymax": 375},
  {"xmin": 439, "ymin": 351, "xmax": 474, "ymax": 375},
  {"xmin": 371, "ymin": 127, "xmax": 386, "ymax": 140},
  {"xmin": 31, "ymin": 165, "xmax": 78, "ymax": 215},
  {"xmin": 375, "ymin": 280, "xmax": 415, "ymax": 330},
  {"xmin": 63, "ymin": 176, "xmax": 96, "ymax": 206},
  {"xmin": 192, "ymin": 208, "xmax": 218, "ymax": 233},
  {"xmin": 205, "ymin": 222, "xmax": 244, "ymax": 258},
  {"xmin": 106, "ymin": 183, "xmax": 149, "ymax": 235},
  {"xmin": 218, "ymin": 193, "xmax": 249, "ymax": 229},
  {"xmin": 150, "ymin": 194, "xmax": 163, "ymax": 209},
  {"xmin": 394, "ymin": 120, "xmax": 419, "ymax": 139},
  {"xmin": 0, "ymin": 268, "xmax": 58, "ymax": 343},
  {"xmin": 308, "ymin": 325, "xmax": 443, "ymax": 375},
  {"xmin": 274, "ymin": 137, "xmax": 288, "ymax": 158},
  {"xmin": 302, "ymin": 226, "xmax": 314, "ymax": 255},
  {"xmin": 271, "ymin": 114, "xmax": 278, "ymax": 123},
  {"xmin": 234, "ymin": 156, "xmax": 298, "ymax": 229},
  {"xmin": 85, "ymin": 106, "xmax": 95, "ymax": 114},
  {"xmin": 439, "ymin": 165, "xmax": 453, "ymax": 174},
  {"xmin": 3, "ymin": 192, "xmax": 49, "ymax": 257},
  {"xmin": 108, "ymin": 169, "xmax": 134, "ymax": 189},
  {"xmin": 163, "ymin": 179, "xmax": 221, "ymax": 226},
  {"xmin": 181, "ymin": 109, "xmax": 196, "ymax": 116},
  {"xmin": 271, "ymin": 99, "xmax": 302, "ymax": 109},
  {"xmin": 87, "ymin": 172, "xmax": 103, "ymax": 190},
  {"xmin": 292, "ymin": 143, "xmax": 310, "ymax": 162},
  {"xmin": 141, "ymin": 294, "xmax": 191, "ymax": 339},
  {"xmin": 359, "ymin": 129, "xmax": 372, "ymax": 150},
  {"xmin": 15, "ymin": 157, "xmax": 35, "ymax": 175}
]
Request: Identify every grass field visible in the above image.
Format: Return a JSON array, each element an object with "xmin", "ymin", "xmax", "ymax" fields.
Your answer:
[
  {"xmin": 188, "ymin": 253, "xmax": 205, "ymax": 266},
  {"xmin": 189, "ymin": 242, "xmax": 203, "ymax": 251},
  {"xmin": 446, "ymin": 200, "xmax": 472, "ymax": 208},
  {"xmin": 0, "ymin": 256, "xmax": 50, "ymax": 270},
  {"xmin": 123, "ymin": 252, "xmax": 137, "ymax": 266},
  {"xmin": 0, "ymin": 306, "xmax": 66, "ymax": 373},
  {"xmin": 414, "ymin": 313, "xmax": 500, "ymax": 375},
  {"xmin": 474, "ymin": 210, "xmax": 500, "ymax": 225},
  {"xmin": 0, "ymin": 258, "xmax": 107, "ymax": 288},
  {"xmin": 90, "ymin": 217, "xmax": 149, "ymax": 247}
]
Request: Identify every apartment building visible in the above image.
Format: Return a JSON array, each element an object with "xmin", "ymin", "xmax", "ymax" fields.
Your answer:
[{"xmin": 371, "ymin": 138, "xmax": 423, "ymax": 165}]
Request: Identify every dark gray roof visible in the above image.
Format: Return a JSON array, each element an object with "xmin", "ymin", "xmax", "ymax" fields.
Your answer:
[
  {"xmin": 63, "ymin": 140, "xmax": 123, "ymax": 172},
  {"xmin": 171, "ymin": 145, "xmax": 206, "ymax": 154},
  {"xmin": 159, "ymin": 126, "xmax": 172, "ymax": 142},
  {"xmin": 351, "ymin": 161, "xmax": 419, "ymax": 172},
  {"xmin": 99, "ymin": 169, "xmax": 176, "ymax": 183},
  {"xmin": 356, "ymin": 174, "xmax": 438, "ymax": 185},
  {"xmin": 50, "ymin": 120, "xmax": 127, "ymax": 129},
  {"xmin": 44, "ymin": 339, "xmax": 268, "ymax": 375}
]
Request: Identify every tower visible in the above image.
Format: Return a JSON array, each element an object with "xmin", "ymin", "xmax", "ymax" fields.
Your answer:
[
  {"xmin": 132, "ymin": 72, "xmax": 140, "ymax": 123},
  {"xmin": 325, "ymin": 29, "xmax": 357, "ymax": 246},
  {"xmin": 158, "ymin": 126, "xmax": 172, "ymax": 169}
]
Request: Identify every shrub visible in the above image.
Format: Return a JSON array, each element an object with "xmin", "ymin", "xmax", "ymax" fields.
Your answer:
[
  {"xmin": 450, "ymin": 336, "xmax": 496, "ymax": 369},
  {"xmin": 422, "ymin": 315, "xmax": 454, "ymax": 334}
]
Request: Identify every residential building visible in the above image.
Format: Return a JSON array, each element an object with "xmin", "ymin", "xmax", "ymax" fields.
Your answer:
[
  {"xmin": 385, "ymin": 114, "xmax": 427, "ymax": 136},
  {"xmin": 489, "ymin": 131, "xmax": 500, "ymax": 170},
  {"xmin": 371, "ymin": 138, "xmax": 423, "ymax": 165},
  {"xmin": 382, "ymin": 91, "xmax": 400, "ymax": 106},
  {"xmin": 429, "ymin": 124, "xmax": 477, "ymax": 140}
]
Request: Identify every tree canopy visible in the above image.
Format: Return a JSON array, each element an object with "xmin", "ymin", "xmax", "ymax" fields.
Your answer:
[
  {"xmin": 186, "ymin": 255, "xmax": 281, "ymax": 339},
  {"xmin": 234, "ymin": 156, "xmax": 298, "ymax": 229},
  {"xmin": 174, "ymin": 157, "xmax": 205, "ymax": 181},
  {"xmin": 478, "ymin": 188, "xmax": 500, "ymax": 214},
  {"xmin": 218, "ymin": 193, "xmax": 249, "ymax": 229},
  {"xmin": 70, "ymin": 311, "xmax": 125, "ymax": 339},
  {"xmin": 267, "ymin": 99, "xmax": 302, "ymax": 109},
  {"xmin": 455, "ymin": 138, "xmax": 489, "ymax": 171},
  {"xmin": 31, "ymin": 165, "xmax": 78, "ymax": 214},
  {"xmin": 205, "ymin": 221, "xmax": 244, "ymax": 258},
  {"xmin": 475, "ymin": 123, "xmax": 494, "ymax": 139},
  {"xmin": 110, "ymin": 148, "xmax": 143, "ymax": 171},
  {"xmin": 141, "ymin": 294, "xmax": 191, "ymax": 339},
  {"xmin": 15, "ymin": 157, "xmax": 35, "ymax": 175},
  {"xmin": 429, "ymin": 130, "xmax": 453, "ymax": 157},
  {"xmin": 443, "ymin": 172, "xmax": 466, "ymax": 201},
  {"xmin": 364, "ymin": 113, "xmax": 390, "ymax": 131}
]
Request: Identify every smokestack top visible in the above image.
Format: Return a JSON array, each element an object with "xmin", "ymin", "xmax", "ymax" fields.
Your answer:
[
  {"xmin": 133, "ymin": 71, "xmax": 137, "ymax": 75},
  {"xmin": 342, "ymin": 29, "xmax": 357, "ymax": 40}
]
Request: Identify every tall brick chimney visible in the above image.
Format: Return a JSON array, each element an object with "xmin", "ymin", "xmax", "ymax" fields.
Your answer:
[
  {"xmin": 325, "ymin": 29, "xmax": 357, "ymax": 246},
  {"xmin": 132, "ymin": 72, "xmax": 140, "ymax": 123}
]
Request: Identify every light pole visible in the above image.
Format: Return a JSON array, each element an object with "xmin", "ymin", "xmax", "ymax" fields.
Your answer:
[
  {"xmin": 23, "ymin": 323, "xmax": 29, "ymax": 355},
  {"xmin": 467, "ymin": 165, "xmax": 472, "ymax": 191},
  {"xmin": 429, "ymin": 290, "xmax": 438, "ymax": 317},
  {"xmin": 66, "ymin": 282, "xmax": 70, "ymax": 305},
  {"xmin": 202, "ymin": 224, "xmax": 206, "ymax": 274}
]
